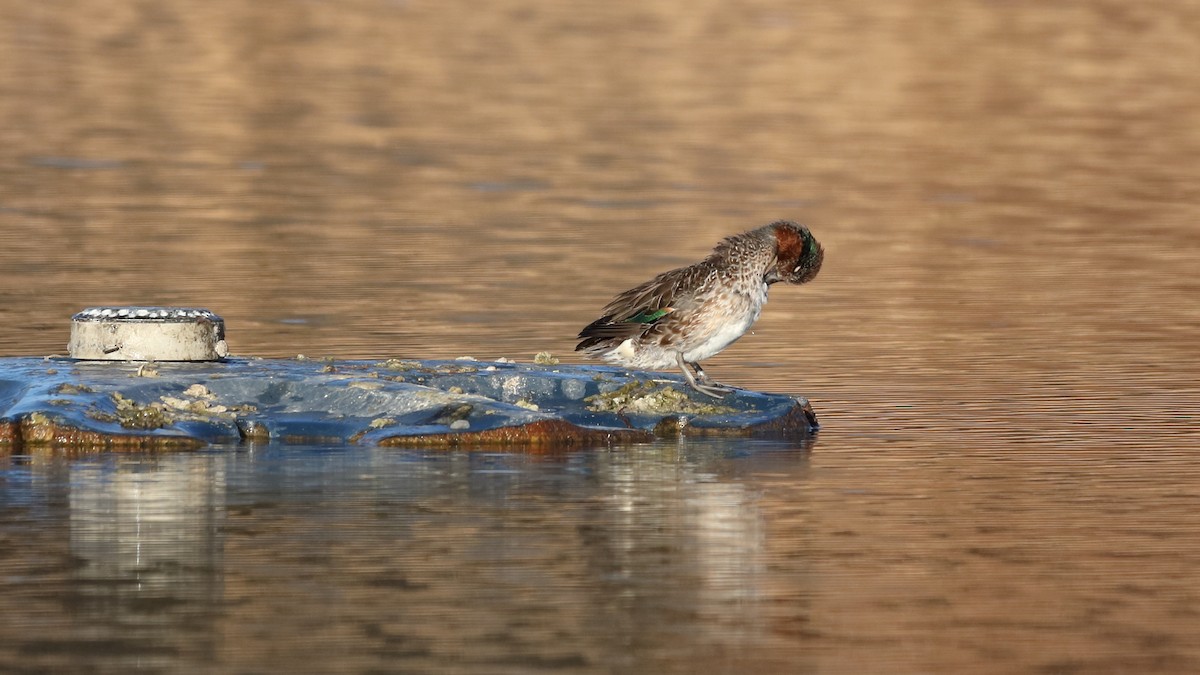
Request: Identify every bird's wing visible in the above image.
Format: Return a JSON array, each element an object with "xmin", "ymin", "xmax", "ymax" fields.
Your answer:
[
  {"xmin": 576, "ymin": 265, "xmax": 709, "ymax": 346},
  {"xmin": 604, "ymin": 265, "xmax": 707, "ymax": 320}
]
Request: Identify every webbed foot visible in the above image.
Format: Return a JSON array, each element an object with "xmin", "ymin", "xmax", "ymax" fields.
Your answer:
[
  {"xmin": 689, "ymin": 379, "xmax": 734, "ymax": 398},
  {"xmin": 676, "ymin": 354, "xmax": 734, "ymax": 398}
]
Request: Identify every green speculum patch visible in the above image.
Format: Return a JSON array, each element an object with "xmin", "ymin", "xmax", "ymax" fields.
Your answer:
[{"xmin": 625, "ymin": 308, "xmax": 671, "ymax": 324}]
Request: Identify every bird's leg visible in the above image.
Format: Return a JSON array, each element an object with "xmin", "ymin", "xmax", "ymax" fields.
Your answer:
[
  {"xmin": 693, "ymin": 363, "xmax": 734, "ymax": 396},
  {"xmin": 676, "ymin": 353, "xmax": 733, "ymax": 398}
]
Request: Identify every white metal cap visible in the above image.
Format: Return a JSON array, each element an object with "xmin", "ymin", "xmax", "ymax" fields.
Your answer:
[{"xmin": 68, "ymin": 307, "xmax": 229, "ymax": 361}]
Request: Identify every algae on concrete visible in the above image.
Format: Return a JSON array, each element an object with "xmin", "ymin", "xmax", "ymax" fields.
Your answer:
[
  {"xmin": 0, "ymin": 356, "xmax": 816, "ymax": 451},
  {"xmin": 585, "ymin": 381, "xmax": 737, "ymax": 415},
  {"xmin": 51, "ymin": 383, "xmax": 95, "ymax": 395},
  {"xmin": 112, "ymin": 392, "xmax": 171, "ymax": 430},
  {"xmin": 108, "ymin": 386, "xmax": 255, "ymax": 431}
]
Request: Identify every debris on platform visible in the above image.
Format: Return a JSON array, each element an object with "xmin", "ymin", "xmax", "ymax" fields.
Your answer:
[{"xmin": 0, "ymin": 357, "xmax": 818, "ymax": 451}]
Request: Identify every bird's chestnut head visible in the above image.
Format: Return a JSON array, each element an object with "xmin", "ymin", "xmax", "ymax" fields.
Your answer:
[{"xmin": 766, "ymin": 220, "xmax": 823, "ymax": 285}]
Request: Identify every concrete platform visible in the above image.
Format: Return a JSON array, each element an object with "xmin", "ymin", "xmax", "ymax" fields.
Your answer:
[{"xmin": 0, "ymin": 356, "xmax": 819, "ymax": 451}]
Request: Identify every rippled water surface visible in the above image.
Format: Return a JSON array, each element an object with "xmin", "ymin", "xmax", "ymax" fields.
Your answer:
[{"xmin": 2, "ymin": 1, "xmax": 1199, "ymax": 673}]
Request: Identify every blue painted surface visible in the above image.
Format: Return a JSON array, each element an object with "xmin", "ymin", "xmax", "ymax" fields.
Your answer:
[{"xmin": 0, "ymin": 357, "xmax": 816, "ymax": 447}]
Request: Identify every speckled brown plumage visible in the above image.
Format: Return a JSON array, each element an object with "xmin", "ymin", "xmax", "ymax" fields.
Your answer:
[{"xmin": 576, "ymin": 220, "xmax": 823, "ymax": 397}]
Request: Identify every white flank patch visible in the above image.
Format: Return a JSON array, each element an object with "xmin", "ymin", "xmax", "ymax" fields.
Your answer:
[{"xmin": 613, "ymin": 338, "xmax": 637, "ymax": 362}]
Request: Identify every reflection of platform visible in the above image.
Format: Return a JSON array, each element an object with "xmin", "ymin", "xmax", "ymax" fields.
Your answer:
[{"xmin": 0, "ymin": 357, "xmax": 818, "ymax": 451}]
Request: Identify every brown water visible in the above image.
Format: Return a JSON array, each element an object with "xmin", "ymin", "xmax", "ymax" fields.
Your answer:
[{"xmin": 2, "ymin": 1, "xmax": 1199, "ymax": 672}]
